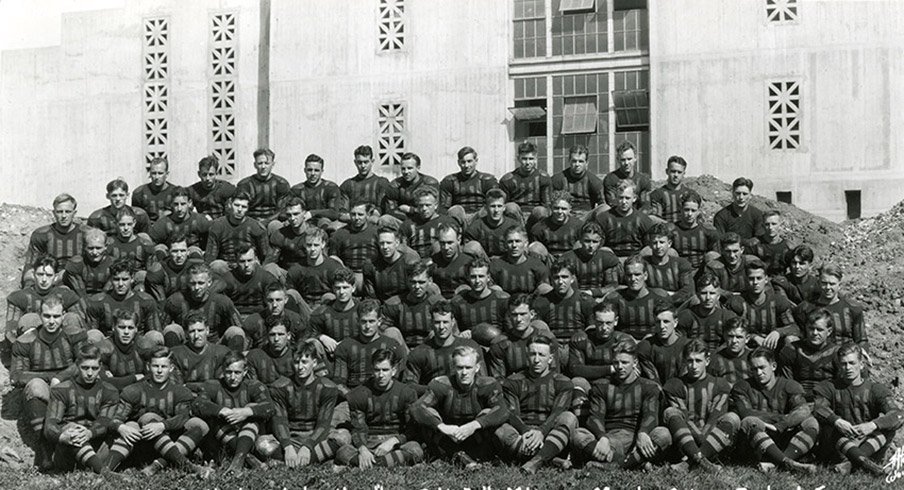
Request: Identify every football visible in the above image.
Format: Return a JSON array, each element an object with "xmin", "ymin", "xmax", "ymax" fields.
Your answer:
[{"xmin": 470, "ymin": 323, "xmax": 503, "ymax": 347}]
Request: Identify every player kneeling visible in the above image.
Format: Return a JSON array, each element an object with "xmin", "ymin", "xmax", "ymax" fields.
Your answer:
[
  {"xmin": 814, "ymin": 343, "xmax": 903, "ymax": 476},
  {"xmin": 496, "ymin": 335, "xmax": 576, "ymax": 473},
  {"xmin": 570, "ymin": 340, "xmax": 672, "ymax": 470},
  {"xmin": 662, "ymin": 339, "xmax": 738, "ymax": 472},
  {"xmin": 335, "ymin": 349, "xmax": 424, "ymax": 468},
  {"xmin": 256, "ymin": 342, "xmax": 351, "ymax": 467},
  {"xmin": 193, "ymin": 351, "xmax": 275, "ymax": 472}
]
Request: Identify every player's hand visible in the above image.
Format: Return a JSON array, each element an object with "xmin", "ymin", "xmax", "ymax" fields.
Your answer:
[
  {"xmin": 70, "ymin": 425, "xmax": 91, "ymax": 446},
  {"xmin": 834, "ymin": 418, "xmax": 857, "ymax": 438},
  {"xmin": 134, "ymin": 374, "xmax": 145, "ymax": 381},
  {"xmin": 763, "ymin": 331, "xmax": 781, "ymax": 350},
  {"xmin": 118, "ymin": 424, "xmax": 142, "ymax": 445},
  {"xmin": 438, "ymin": 423, "xmax": 458, "ymax": 438},
  {"xmin": 398, "ymin": 205, "xmax": 411, "ymax": 214},
  {"xmin": 224, "ymin": 407, "xmax": 252, "ymax": 425},
  {"xmin": 358, "ymin": 446, "xmax": 376, "ymax": 469},
  {"xmin": 320, "ymin": 335, "xmax": 338, "ymax": 354},
  {"xmin": 853, "ymin": 422, "xmax": 877, "ymax": 437},
  {"xmin": 459, "ymin": 330, "xmax": 473, "ymax": 339},
  {"xmin": 592, "ymin": 437, "xmax": 612, "ymax": 462},
  {"xmin": 374, "ymin": 438, "xmax": 399, "ymax": 457},
  {"xmin": 140, "ymin": 422, "xmax": 165, "ymax": 439},
  {"xmin": 455, "ymin": 421, "xmax": 480, "ymax": 441},
  {"xmin": 635, "ymin": 431, "xmax": 656, "ymax": 459},
  {"xmin": 104, "ymin": 370, "xmax": 113, "ymax": 378},
  {"xmin": 763, "ymin": 423, "xmax": 778, "ymax": 432},
  {"xmin": 284, "ymin": 446, "xmax": 302, "ymax": 468},
  {"xmin": 522, "ymin": 430, "xmax": 544, "ymax": 454},
  {"xmin": 297, "ymin": 446, "xmax": 312, "ymax": 466},
  {"xmin": 50, "ymin": 378, "xmax": 61, "ymax": 387}
]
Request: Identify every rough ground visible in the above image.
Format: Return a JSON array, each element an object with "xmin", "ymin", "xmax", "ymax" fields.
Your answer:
[{"xmin": 0, "ymin": 177, "xmax": 901, "ymax": 485}]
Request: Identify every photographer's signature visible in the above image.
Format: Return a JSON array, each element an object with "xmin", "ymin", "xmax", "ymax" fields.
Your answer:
[{"xmin": 885, "ymin": 447, "xmax": 904, "ymax": 484}]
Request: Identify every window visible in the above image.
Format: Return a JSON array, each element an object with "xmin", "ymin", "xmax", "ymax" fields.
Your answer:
[
  {"xmin": 776, "ymin": 191, "xmax": 792, "ymax": 204},
  {"xmin": 561, "ymin": 96, "xmax": 598, "ymax": 134},
  {"xmin": 766, "ymin": 0, "xmax": 798, "ymax": 23},
  {"xmin": 845, "ymin": 190, "xmax": 861, "ymax": 220},
  {"xmin": 378, "ymin": 0, "xmax": 405, "ymax": 51},
  {"xmin": 612, "ymin": 89, "xmax": 649, "ymax": 131},
  {"xmin": 552, "ymin": 0, "xmax": 606, "ymax": 56},
  {"xmin": 143, "ymin": 18, "xmax": 169, "ymax": 167},
  {"xmin": 559, "ymin": 0, "xmax": 595, "ymax": 13},
  {"xmin": 514, "ymin": 0, "xmax": 546, "ymax": 59},
  {"xmin": 767, "ymin": 80, "xmax": 801, "ymax": 150},
  {"xmin": 509, "ymin": 106, "xmax": 547, "ymax": 121},
  {"xmin": 613, "ymin": 6, "xmax": 648, "ymax": 51},
  {"xmin": 378, "ymin": 103, "xmax": 406, "ymax": 166},
  {"xmin": 209, "ymin": 12, "xmax": 238, "ymax": 176}
]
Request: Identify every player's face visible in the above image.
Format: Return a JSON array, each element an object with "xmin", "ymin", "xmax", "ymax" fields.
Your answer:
[
  {"xmin": 41, "ymin": 303, "xmax": 64, "ymax": 334},
  {"xmin": 519, "ymin": 152, "xmax": 538, "ymax": 173},
  {"xmin": 552, "ymin": 268, "xmax": 575, "ymax": 295},
  {"xmin": 304, "ymin": 237, "xmax": 325, "ymax": 260},
  {"xmin": 551, "ymin": 199, "xmax": 571, "ymax": 224},
  {"xmin": 304, "ymin": 161, "xmax": 323, "ymax": 184},
  {"xmin": 746, "ymin": 268, "xmax": 768, "ymax": 295},
  {"xmin": 839, "ymin": 352, "xmax": 863, "ymax": 383},
  {"xmin": 763, "ymin": 215, "xmax": 782, "ymax": 238},
  {"xmin": 457, "ymin": 152, "xmax": 478, "ymax": 177},
  {"xmin": 235, "ymin": 248, "xmax": 258, "ymax": 276},
  {"xmin": 378, "ymin": 232, "xmax": 400, "ymax": 259},
  {"xmin": 666, "ymin": 162, "xmax": 685, "ymax": 186},
  {"xmin": 223, "ymin": 360, "xmax": 247, "ymax": 389},
  {"xmin": 266, "ymin": 290, "xmax": 287, "ymax": 316},
  {"xmin": 649, "ymin": 235, "xmax": 671, "ymax": 258},
  {"xmin": 789, "ymin": 255, "xmax": 811, "ymax": 279},
  {"xmin": 148, "ymin": 162, "xmax": 169, "ymax": 187},
  {"xmin": 409, "ymin": 272, "xmax": 429, "ymax": 298},
  {"xmin": 333, "ymin": 281, "xmax": 354, "ymax": 303},
  {"xmin": 198, "ymin": 167, "xmax": 218, "ymax": 188},
  {"xmin": 806, "ymin": 318, "xmax": 832, "ymax": 347},
  {"xmin": 453, "ymin": 353, "xmax": 480, "ymax": 386},
  {"xmin": 625, "ymin": 263, "xmax": 647, "ymax": 292},
  {"xmin": 169, "ymin": 241, "xmax": 189, "ymax": 266},
  {"xmin": 655, "ymin": 311, "xmax": 677, "ymax": 340},
  {"xmin": 77, "ymin": 359, "xmax": 102, "ymax": 385},
  {"xmin": 819, "ymin": 273, "xmax": 841, "ymax": 301},
  {"xmin": 188, "ymin": 272, "xmax": 212, "ymax": 301},
  {"xmin": 399, "ymin": 158, "xmax": 419, "ymax": 182},
  {"xmin": 618, "ymin": 148, "xmax": 637, "ymax": 173},
  {"xmin": 593, "ymin": 311, "xmax": 617, "ymax": 339},
  {"xmin": 617, "ymin": 188, "xmax": 636, "ymax": 213},
  {"xmin": 187, "ymin": 321, "xmax": 209, "ymax": 349},
  {"xmin": 750, "ymin": 356, "xmax": 776, "ymax": 386},
  {"xmin": 286, "ymin": 204, "xmax": 306, "ymax": 229},
  {"xmin": 437, "ymin": 230, "xmax": 460, "ymax": 259},
  {"xmin": 354, "ymin": 154, "xmax": 374, "ymax": 176},
  {"xmin": 358, "ymin": 311, "xmax": 381, "ymax": 340},
  {"xmin": 528, "ymin": 343, "xmax": 552, "ymax": 377},
  {"xmin": 117, "ymin": 215, "xmax": 136, "ymax": 239},
  {"xmin": 114, "ymin": 319, "xmax": 137, "ymax": 345},
  {"xmin": 254, "ymin": 154, "xmax": 275, "ymax": 178},
  {"xmin": 681, "ymin": 200, "xmax": 700, "ymax": 225},
  {"xmin": 148, "ymin": 356, "xmax": 174, "ymax": 384},
  {"xmin": 349, "ymin": 205, "xmax": 368, "ymax": 229},
  {"xmin": 85, "ymin": 235, "xmax": 107, "ymax": 263},
  {"xmin": 171, "ymin": 196, "xmax": 191, "ymax": 219},
  {"xmin": 431, "ymin": 312, "xmax": 455, "ymax": 341},
  {"xmin": 53, "ymin": 200, "xmax": 76, "ymax": 228},
  {"xmin": 34, "ymin": 265, "xmax": 56, "ymax": 292},
  {"xmin": 111, "ymin": 271, "xmax": 133, "ymax": 296},
  {"xmin": 724, "ymin": 328, "xmax": 748, "ymax": 354},
  {"xmin": 268, "ymin": 325, "xmax": 290, "ymax": 351},
  {"xmin": 569, "ymin": 152, "xmax": 588, "ymax": 174},
  {"xmin": 685, "ymin": 352, "xmax": 709, "ymax": 381},
  {"xmin": 698, "ymin": 284, "xmax": 719, "ymax": 309},
  {"xmin": 613, "ymin": 353, "xmax": 636, "ymax": 382},
  {"xmin": 732, "ymin": 185, "xmax": 751, "ymax": 208},
  {"xmin": 506, "ymin": 232, "xmax": 527, "ymax": 258},
  {"xmin": 416, "ymin": 195, "xmax": 438, "ymax": 219},
  {"xmin": 230, "ymin": 198, "xmax": 249, "ymax": 220},
  {"xmin": 107, "ymin": 187, "xmax": 129, "ymax": 208},
  {"xmin": 468, "ymin": 266, "xmax": 490, "ymax": 293},
  {"xmin": 722, "ymin": 243, "xmax": 742, "ymax": 266},
  {"xmin": 486, "ymin": 198, "xmax": 505, "ymax": 222},
  {"xmin": 372, "ymin": 359, "xmax": 397, "ymax": 390},
  {"xmin": 580, "ymin": 232, "xmax": 602, "ymax": 254},
  {"xmin": 509, "ymin": 303, "xmax": 535, "ymax": 333}
]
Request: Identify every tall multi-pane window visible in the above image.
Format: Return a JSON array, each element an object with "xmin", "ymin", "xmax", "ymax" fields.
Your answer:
[
  {"xmin": 514, "ymin": 0, "xmax": 546, "ymax": 58},
  {"xmin": 552, "ymin": 0, "xmax": 607, "ymax": 56},
  {"xmin": 613, "ymin": 0, "xmax": 649, "ymax": 52},
  {"xmin": 512, "ymin": 77, "xmax": 548, "ymax": 170},
  {"xmin": 613, "ymin": 70, "xmax": 650, "ymax": 173},
  {"xmin": 552, "ymin": 73, "xmax": 609, "ymax": 175}
]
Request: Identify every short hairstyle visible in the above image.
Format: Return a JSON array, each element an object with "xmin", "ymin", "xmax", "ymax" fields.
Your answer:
[
  {"xmin": 837, "ymin": 342, "xmax": 862, "ymax": 362},
  {"xmin": 616, "ymin": 140, "xmax": 637, "ymax": 156},
  {"xmin": 106, "ymin": 179, "xmax": 129, "ymax": 193},
  {"xmin": 264, "ymin": 314, "xmax": 289, "ymax": 333},
  {"xmin": 414, "ymin": 186, "xmax": 439, "ymax": 201},
  {"xmin": 748, "ymin": 346, "xmax": 775, "ymax": 365},
  {"xmin": 818, "ymin": 264, "xmax": 843, "ymax": 281},
  {"xmin": 83, "ymin": 227, "xmax": 106, "ymax": 245},
  {"xmin": 616, "ymin": 179, "xmax": 637, "ymax": 195},
  {"xmin": 115, "ymin": 206, "xmax": 138, "ymax": 222},
  {"xmin": 611, "ymin": 339, "xmax": 638, "ymax": 358},
  {"xmin": 302, "ymin": 227, "xmax": 328, "ymax": 244},
  {"xmin": 695, "ymin": 271, "xmax": 721, "ymax": 290},
  {"xmin": 550, "ymin": 190, "xmax": 573, "ymax": 206},
  {"xmin": 593, "ymin": 301, "xmax": 618, "ymax": 317},
  {"xmin": 53, "ymin": 193, "xmax": 77, "ymax": 209},
  {"xmin": 506, "ymin": 293, "xmax": 534, "ymax": 313},
  {"xmin": 647, "ymin": 222, "xmax": 673, "ymax": 242},
  {"xmin": 400, "ymin": 152, "xmax": 421, "ymax": 167},
  {"xmin": 187, "ymin": 263, "xmax": 211, "ymax": 278},
  {"xmin": 108, "ymin": 257, "xmax": 135, "ymax": 278},
  {"xmin": 436, "ymin": 222, "xmax": 461, "ymax": 238},
  {"xmin": 148, "ymin": 156, "xmax": 169, "ymax": 171},
  {"xmin": 221, "ymin": 351, "xmax": 246, "ymax": 370},
  {"xmin": 786, "ymin": 244, "xmax": 815, "ymax": 266},
  {"xmin": 232, "ymin": 191, "xmax": 252, "ymax": 204},
  {"xmin": 264, "ymin": 281, "xmax": 287, "ymax": 296},
  {"xmin": 806, "ymin": 308, "xmax": 835, "ymax": 333},
  {"xmin": 457, "ymin": 146, "xmax": 477, "ymax": 161},
  {"xmin": 549, "ymin": 259, "xmax": 574, "ymax": 276},
  {"xmin": 377, "ymin": 226, "xmax": 402, "ymax": 241},
  {"xmin": 720, "ymin": 232, "xmax": 742, "ymax": 248},
  {"xmin": 682, "ymin": 338, "xmax": 709, "ymax": 359},
  {"xmin": 295, "ymin": 341, "xmax": 321, "ymax": 362},
  {"xmin": 517, "ymin": 141, "xmax": 538, "ymax": 155},
  {"xmin": 485, "ymin": 188, "xmax": 507, "ymax": 203},
  {"xmin": 623, "ymin": 255, "xmax": 646, "ymax": 273},
  {"xmin": 112, "ymin": 308, "xmax": 138, "ymax": 326},
  {"xmin": 732, "ymin": 177, "xmax": 754, "ymax": 191},
  {"xmin": 763, "ymin": 210, "xmax": 781, "ymax": 220},
  {"xmin": 171, "ymin": 186, "xmax": 191, "ymax": 201},
  {"xmin": 527, "ymin": 334, "xmax": 553, "ymax": 349},
  {"xmin": 371, "ymin": 348, "xmax": 399, "ymax": 367},
  {"xmin": 234, "ymin": 241, "xmax": 257, "ymax": 259},
  {"xmin": 331, "ymin": 268, "xmax": 356, "ymax": 287},
  {"xmin": 680, "ymin": 190, "xmax": 702, "ymax": 207},
  {"xmin": 744, "ymin": 258, "xmax": 768, "ymax": 275},
  {"xmin": 653, "ymin": 299, "xmax": 677, "ymax": 318},
  {"xmin": 147, "ymin": 346, "xmax": 172, "ymax": 362},
  {"xmin": 167, "ymin": 233, "xmax": 189, "ymax": 248},
  {"xmin": 467, "ymin": 256, "xmax": 491, "ymax": 272},
  {"xmin": 431, "ymin": 300, "xmax": 455, "ymax": 318},
  {"xmin": 198, "ymin": 155, "xmax": 219, "ymax": 172},
  {"xmin": 452, "ymin": 345, "xmax": 479, "ymax": 362},
  {"xmin": 185, "ymin": 312, "xmax": 208, "ymax": 329},
  {"xmin": 356, "ymin": 298, "xmax": 381, "ymax": 318},
  {"xmin": 504, "ymin": 226, "xmax": 528, "ymax": 240},
  {"xmin": 40, "ymin": 293, "xmax": 64, "ymax": 312},
  {"xmin": 76, "ymin": 344, "xmax": 102, "ymax": 364},
  {"xmin": 568, "ymin": 144, "xmax": 589, "ymax": 158},
  {"xmin": 33, "ymin": 256, "xmax": 58, "ymax": 273},
  {"xmin": 354, "ymin": 145, "xmax": 374, "ymax": 158},
  {"xmin": 253, "ymin": 148, "xmax": 275, "ymax": 161},
  {"xmin": 666, "ymin": 155, "xmax": 688, "ymax": 169},
  {"xmin": 722, "ymin": 317, "xmax": 749, "ymax": 335},
  {"xmin": 283, "ymin": 196, "xmax": 305, "ymax": 211},
  {"xmin": 406, "ymin": 260, "xmax": 432, "ymax": 278},
  {"xmin": 581, "ymin": 221, "xmax": 603, "ymax": 237},
  {"xmin": 348, "ymin": 202, "xmax": 376, "ymax": 214},
  {"xmin": 305, "ymin": 153, "xmax": 324, "ymax": 166}
]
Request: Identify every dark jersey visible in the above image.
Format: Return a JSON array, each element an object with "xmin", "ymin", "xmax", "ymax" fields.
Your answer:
[
  {"xmin": 676, "ymin": 305, "xmax": 737, "ymax": 352},
  {"xmin": 340, "ymin": 174, "xmax": 393, "ymax": 210},
  {"xmin": 242, "ymin": 309, "xmax": 310, "ymax": 349},
  {"xmin": 550, "ymin": 168, "xmax": 604, "ymax": 212},
  {"xmin": 637, "ymin": 335, "xmax": 691, "ymax": 384},
  {"xmin": 813, "ymin": 379, "xmax": 904, "ymax": 429},
  {"xmin": 362, "ymin": 253, "xmax": 419, "ymax": 302},
  {"xmin": 463, "ymin": 216, "xmax": 521, "ymax": 259},
  {"xmin": 44, "ymin": 379, "xmax": 119, "ymax": 443},
  {"xmin": 649, "ymin": 185, "xmax": 685, "ymax": 224},
  {"xmin": 560, "ymin": 248, "xmax": 621, "ymax": 296},
  {"xmin": 10, "ymin": 330, "xmax": 86, "ymax": 386},
  {"xmin": 85, "ymin": 291, "xmax": 161, "ymax": 336},
  {"xmin": 24, "ymin": 224, "xmax": 85, "ymax": 280},
  {"xmin": 193, "ymin": 377, "xmax": 274, "ymax": 420},
  {"xmin": 237, "ymin": 174, "xmax": 292, "ymax": 222},
  {"xmin": 310, "ymin": 301, "xmax": 358, "ymax": 343},
  {"xmin": 411, "ymin": 375, "xmax": 508, "ymax": 428},
  {"xmin": 267, "ymin": 225, "xmax": 308, "ymax": 270},
  {"xmin": 63, "ymin": 254, "xmax": 115, "ymax": 297},
  {"xmin": 171, "ymin": 343, "xmax": 232, "ymax": 388},
  {"xmin": 269, "ymin": 376, "xmax": 338, "ymax": 450},
  {"xmin": 132, "ymin": 182, "xmax": 178, "ymax": 223},
  {"xmin": 205, "ymin": 215, "xmax": 270, "ymax": 265},
  {"xmin": 643, "ymin": 255, "xmax": 695, "ymax": 304},
  {"xmin": 586, "ymin": 376, "xmax": 661, "ymax": 437},
  {"xmin": 778, "ymin": 340, "xmax": 841, "ymax": 400},
  {"xmin": 528, "ymin": 217, "xmax": 582, "ymax": 258},
  {"xmin": 331, "ymin": 335, "xmax": 404, "ymax": 391},
  {"xmin": 707, "ymin": 346, "xmax": 751, "ymax": 387},
  {"xmin": 381, "ymin": 293, "xmax": 443, "ymax": 348},
  {"xmin": 405, "ymin": 337, "xmax": 486, "ymax": 390},
  {"xmin": 729, "ymin": 377, "xmax": 809, "ymax": 429},
  {"xmin": 487, "ymin": 329, "xmax": 561, "ymax": 379},
  {"xmin": 429, "ymin": 252, "xmax": 474, "ymax": 299},
  {"xmin": 399, "ymin": 214, "xmax": 458, "ymax": 259},
  {"xmin": 746, "ymin": 236, "xmax": 792, "ymax": 274},
  {"xmin": 439, "ymin": 171, "xmax": 499, "ymax": 214},
  {"xmin": 489, "ymin": 255, "xmax": 549, "ymax": 295},
  {"xmin": 532, "ymin": 290, "xmax": 595, "ymax": 344},
  {"xmin": 662, "ymin": 375, "xmax": 732, "ymax": 427},
  {"xmin": 147, "ymin": 211, "xmax": 210, "ymax": 249},
  {"xmin": 289, "ymin": 179, "xmax": 342, "ymax": 221},
  {"xmin": 112, "ymin": 379, "xmax": 194, "ymax": 431},
  {"xmin": 221, "ymin": 267, "xmax": 280, "ymax": 316},
  {"xmin": 6, "ymin": 285, "xmax": 84, "ymax": 329},
  {"xmin": 348, "ymin": 380, "xmax": 419, "ymax": 445},
  {"xmin": 246, "ymin": 344, "xmax": 297, "ymax": 386},
  {"xmin": 724, "ymin": 290, "xmax": 797, "ymax": 338},
  {"xmin": 503, "ymin": 372, "xmax": 573, "ymax": 433},
  {"xmin": 673, "ymin": 222, "xmax": 721, "ymax": 269},
  {"xmin": 567, "ymin": 330, "xmax": 635, "ymax": 381},
  {"xmin": 143, "ymin": 258, "xmax": 192, "ymax": 303},
  {"xmin": 162, "ymin": 292, "xmax": 243, "ymax": 343},
  {"xmin": 713, "ymin": 204, "xmax": 764, "ymax": 241},
  {"xmin": 188, "ymin": 179, "xmax": 236, "ymax": 220},
  {"xmin": 87, "ymin": 205, "xmax": 151, "ymax": 236},
  {"xmin": 285, "ymin": 256, "xmax": 345, "ymax": 304},
  {"xmin": 384, "ymin": 174, "xmax": 440, "ymax": 219},
  {"xmin": 594, "ymin": 209, "xmax": 655, "ymax": 257},
  {"xmin": 450, "ymin": 289, "xmax": 510, "ymax": 332},
  {"xmin": 602, "ymin": 169, "xmax": 652, "ymax": 210},
  {"xmin": 102, "ymin": 339, "xmax": 146, "ymax": 390},
  {"xmin": 793, "ymin": 296, "xmax": 866, "ymax": 346},
  {"xmin": 612, "ymin": 288, "xmax": 671, "ymax": 340},
  {"xmin": 328, "ymin": 225, "xmax": 378, "ymax": 273},
  {"xmin": 771, "ymin": 273, "xmax": 821, "ymax": 306},
  {"xmin": 499, "ymin": 167, "xmax": 552, "ymax": 213},
  {"xmin": 701, "ymin": 255, "xmax": 758, "ymax": 295},
  {"xmin": 106, "ymin": 235, "xmax": 156, "ymax": 271}
]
